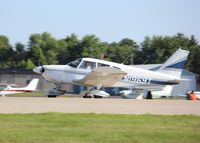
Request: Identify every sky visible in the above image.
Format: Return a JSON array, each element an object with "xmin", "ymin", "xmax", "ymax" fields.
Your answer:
[{"xmin": 0, "ymin": 0, "xmax": 200, "ymax": 45}]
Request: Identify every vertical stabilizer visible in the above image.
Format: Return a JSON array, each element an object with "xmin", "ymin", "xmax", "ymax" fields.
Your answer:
[
  {"xmin": 157, "ymin": 48, "xmax": 189, "ymax": 77},
  {"xmin": 24, "ymin": 78, "xmax": 39, "ymax": 90}
]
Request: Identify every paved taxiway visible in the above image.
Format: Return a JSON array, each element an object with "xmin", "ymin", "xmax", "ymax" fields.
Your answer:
[{"xmin": 0, "ymin": 97, "xmax": 200, "ymax": 115}]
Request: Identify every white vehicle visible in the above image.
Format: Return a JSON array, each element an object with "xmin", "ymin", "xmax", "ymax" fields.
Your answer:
[
  {"xmin": 0, "ymin": 78, "xmax": 39, "ymax": 97},
  {"xmin": 33, "ymin": 48, "xmax": 189, "ymax": 98}
]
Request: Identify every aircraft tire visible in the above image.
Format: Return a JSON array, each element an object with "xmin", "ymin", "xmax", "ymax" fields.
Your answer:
[
  {"xmin": 83, "ymin": 92, "xmax": 92, "ymax": 98},
  {"xmin": 47, "ymin": 95, "xmax": 57, "ymax": 98},
  {"xmin": 94, "ymin": 95, "xmax": 103, "ymax": 98},
  {"xmin": 83, "ymin": 95, "xmax": 92, "ymax": 98}
]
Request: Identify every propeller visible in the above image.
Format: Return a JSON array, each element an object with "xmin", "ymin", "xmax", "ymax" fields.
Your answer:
[
  {"xmin": 37, "ymin": 60, "xmax": 45, "ymax": 73},
  {"xmin": 33, "ymin": 65, "xmax": 45, "ymax": 74},
  {"xmin": 40, "ymin": 65, "xmax": 45, "ymax": 73}
]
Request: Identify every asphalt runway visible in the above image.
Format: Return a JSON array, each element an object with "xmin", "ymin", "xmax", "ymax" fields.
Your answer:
[{"xmin": 0, "ymin": 97, "xmax": 200, "ymax": 115}]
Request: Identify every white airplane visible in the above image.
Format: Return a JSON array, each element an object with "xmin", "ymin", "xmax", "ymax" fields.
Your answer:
[
  {"xmin": 33, "ymin": 48, "xmax": 189, "ymax": 98},
  {"xmin": 119, "ymin": 85, "xmax": 173, "ymax": 99},
  {"xmin": 0, "ymin": 78, "xmax": 39, "ymax": 97}
]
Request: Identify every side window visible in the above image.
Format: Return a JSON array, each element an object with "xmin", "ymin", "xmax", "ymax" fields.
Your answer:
[
  {"xmin": 97, "ymin": 63, "xmax": 109, "ymax": 67},
  {"xmin": 79, "ymin": 61, "xmax": 96, "ymax": 70}
]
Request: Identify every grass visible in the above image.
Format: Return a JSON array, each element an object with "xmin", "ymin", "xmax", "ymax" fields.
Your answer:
[
  {"xmin": 0, "ymin": 113, "xmax": 200, "ymax": 143},
  {"xmin": 8, "ymin": 91, "xmax": 44, "ymax": 97}
]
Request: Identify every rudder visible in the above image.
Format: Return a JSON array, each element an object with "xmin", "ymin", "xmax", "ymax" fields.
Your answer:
[
  {"xmin": 157, "ymin": 48, "xmax": 189, "ymax": 77},
  {"xmin": 25, "ymin": 78, "xmax": 39, "ymax": 90}
]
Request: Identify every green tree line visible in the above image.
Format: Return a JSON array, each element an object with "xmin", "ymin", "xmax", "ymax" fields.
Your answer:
[{"xmin": 0, "ymin": 32, "xmax": 200, "ymax": 75}]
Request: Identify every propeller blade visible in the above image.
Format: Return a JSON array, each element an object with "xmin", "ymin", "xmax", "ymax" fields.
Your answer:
[{"xmin": 41, "ymin": 65, "xmax": 45, "ymax": 73}]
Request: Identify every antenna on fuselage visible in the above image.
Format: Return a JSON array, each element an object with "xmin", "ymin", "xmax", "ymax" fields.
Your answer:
[
  {"xmin": 142, "ymin": 56, "xmax": 150, "ymax": 64},
  {"xmin": 121, "ymin": 54, "xmax": 134, "ymax": 65}
]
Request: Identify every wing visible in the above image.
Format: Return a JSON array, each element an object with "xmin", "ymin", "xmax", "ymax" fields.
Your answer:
[{"xmin": 74, "ymin": 67, "xmax": 127, "ymax": 87}]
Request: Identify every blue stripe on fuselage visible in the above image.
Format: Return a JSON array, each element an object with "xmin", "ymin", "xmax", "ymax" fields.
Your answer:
[{"xmin": 149, "ymin": 80, "xmax": 179, "ymax": 85}]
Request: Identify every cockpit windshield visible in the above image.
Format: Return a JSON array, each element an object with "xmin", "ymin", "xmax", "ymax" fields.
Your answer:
[{"xmin": 67, "ymin": 59, "xmax": 82, "ymax": 68}]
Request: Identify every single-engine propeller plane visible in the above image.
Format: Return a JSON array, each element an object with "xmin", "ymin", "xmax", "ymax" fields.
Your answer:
[
  {"xmin": 0, "ymin": 78, "xmax": 39, "ymax": 97},
  {"xmin": 33, "ymin": 48, "xmax": 189, "ymax": 98}
]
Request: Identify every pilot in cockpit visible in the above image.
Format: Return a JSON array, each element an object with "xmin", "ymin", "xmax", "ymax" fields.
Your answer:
[{"xmin": 84, "ymin": 61, "xmax": 92, "ymax": 70}]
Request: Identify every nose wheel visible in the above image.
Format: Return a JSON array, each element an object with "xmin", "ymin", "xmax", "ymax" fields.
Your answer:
[
  {"xmin": 83, "ymin": 93, "xmax": 92, "ymax": 98},
  {"xmin": 46, "ymin": 83, "xmax": 66, "ymax": 98}
]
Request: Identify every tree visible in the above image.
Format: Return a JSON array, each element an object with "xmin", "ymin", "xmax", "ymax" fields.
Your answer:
[
  {"xmin": 46, "ymin": 50, "xmax": 58, "ymax": 64},
  {"xmin": 106, "ymin": 38, "xmax": 139, "ymax": 64},
  {"xmin": 26, "ymin": 59, "xmax": 35, "ymax": 69},
  {"xmin": 0, "ymin": 32, "xmax": 199, "ymax": 75},
  {"xmin": 16, "ymin": 60, "xmax": 26, "ymax": 68},
  {"xmin": 137, "ymin": 33, "xmax": 193, "ymax": 64},
  {"xmin": 189, "ymin": 46, "xmax": 200, "ymax": 75},
  {"xmin": 0, "ymin": 35, "xmax": 13, "ymax": 68},
  {"xmin": 119, "ymin": 38, "xmax": 138, "ymax": 48},
  {"xmin": 30, "ymin": 46, "xmax": 47, "ymax": 65},
  {"xmin": 28, "ymin": 32, "xmax": 58, "ymax": 65},
  {"xmin": 81, "ymin": 34, "xmax": 104, "ymax": 58},
  {"xmin": 58, "ymin": 33, "xmax": 80, "ymax": 64},
  {"xmin": 13, "ymin": 42, "xmax": 27, "ymax": 68},
  {"xmin": 41, "ymin": 32, "xmax": 58, "ymax": 64}
]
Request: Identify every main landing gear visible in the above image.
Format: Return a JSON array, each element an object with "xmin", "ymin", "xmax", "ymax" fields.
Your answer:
[{"xmin": 81, "ymin": 90, "xmax": 110, "ymax": 98}]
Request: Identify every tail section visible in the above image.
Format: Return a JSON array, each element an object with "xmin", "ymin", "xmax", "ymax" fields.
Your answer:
[
  {"xmin": 157, "ymin": 48, "xmax": 189, "ymax": 77},
  {"xmin": 24, "ymin": 78, "xmax": 39, "ymax": 91}
]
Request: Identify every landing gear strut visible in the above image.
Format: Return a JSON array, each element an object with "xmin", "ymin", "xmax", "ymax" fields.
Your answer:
[{"xmin": 46, "ymin": 83, "xmax": 66, "ymax": 98}]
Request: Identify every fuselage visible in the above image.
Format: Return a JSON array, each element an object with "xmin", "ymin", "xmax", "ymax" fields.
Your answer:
[
  {"xmin": 0, "ymin": 89, "xmax": 32, "ymax": 95},
  {"xmin": 33, "ymin": 58, "xmax": 180, "ymax": 89}
]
